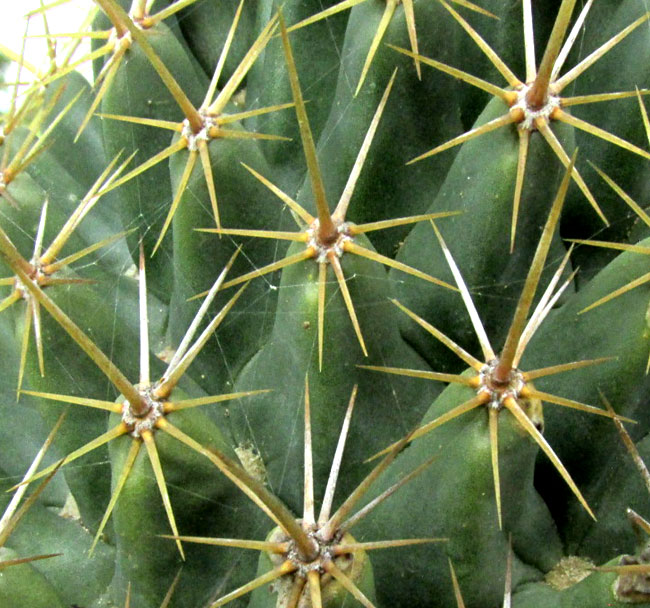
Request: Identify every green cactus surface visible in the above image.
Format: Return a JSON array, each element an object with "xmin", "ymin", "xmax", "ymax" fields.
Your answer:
[{"xmin": 1, "ymin": 1, "xmax": 650, "ymax": 607}]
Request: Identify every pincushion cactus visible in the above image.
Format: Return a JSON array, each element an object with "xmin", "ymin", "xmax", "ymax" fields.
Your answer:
[{"xmin": 0, "ymin": 1, "xmax": 649, "ymax": 607}]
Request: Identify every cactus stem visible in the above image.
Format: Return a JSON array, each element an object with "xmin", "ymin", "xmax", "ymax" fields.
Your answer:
[
  {"xmin": 92, "ymin": 13, "xmax": 287, "ymax": 239},
  {"xmin": 401, "ymin": 2, "xmax": 650, "ymax": 240},
  {"xmin": 364, "ymin": 154, "xmax": 627, "ymax": 520},
  {"xmin": 0, "ymin": 225, "xmax": 148, "ymax": 410},
  {"xmin": 0, "ymin": 163, "xmax": 131, "ymax": 391},
  {"xmin": 198, "ymin": 60, "xmax": 450, "ymax": 362}
]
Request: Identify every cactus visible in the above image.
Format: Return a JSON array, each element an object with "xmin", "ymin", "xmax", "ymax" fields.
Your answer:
[{"xmin": 1, "ymin": 0, "xmax": 650, "ymax": 606}]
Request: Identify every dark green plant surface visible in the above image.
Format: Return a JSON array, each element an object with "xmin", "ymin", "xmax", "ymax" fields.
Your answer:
[{"xmin": 0, "ymin": 1, "xmax": 650, "ymax": 606}]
